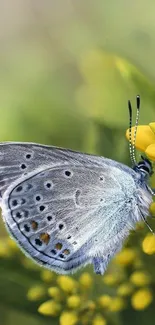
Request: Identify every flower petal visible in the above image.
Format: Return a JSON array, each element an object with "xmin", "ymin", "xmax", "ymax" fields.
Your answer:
[
  {"xmin": 126, "ymin": 125, "xmax": 155, "ymax": 151},
  {"xmin": 149, "ymin": 122, "xmax": 155, "ymax": 134},
  {"xmin": 145, "ymin": 143, "xmax": 155, "ymax": 161},
  {"xmin": 131, "ymin": 288, "xmax": 153, "ymax": 310}
]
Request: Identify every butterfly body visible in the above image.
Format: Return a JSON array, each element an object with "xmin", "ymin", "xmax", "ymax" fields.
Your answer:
[{"xmin": 0, "ymin": 142, "xmax": 153, "ymax": 274}]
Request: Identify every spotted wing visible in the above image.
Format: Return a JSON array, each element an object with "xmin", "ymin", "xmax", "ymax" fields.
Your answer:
[
  {"xmin": 1, "ymin": 163, "xmax": 126, "ymax": 274},
  {"xmin": 0, "ymin": 142, "xmax": 130, "ymax": 198}
]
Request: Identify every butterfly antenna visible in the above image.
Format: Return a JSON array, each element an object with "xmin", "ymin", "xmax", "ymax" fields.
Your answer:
[
  {"xmin": 128, "ymin": 95, "xmax": 140, "ymax": 166},
  {"xmin": 132, "ymin": 95, "xmax": 140, "ymax": 160},
  {"xmin": 128, "ymin": 99, "xmax": 136, "ymax": 166}
]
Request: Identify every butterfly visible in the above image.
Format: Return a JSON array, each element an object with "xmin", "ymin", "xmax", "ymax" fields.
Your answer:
[{"xmin": 0, "ymin": 95, "xmax": 154, "ymax": 275}]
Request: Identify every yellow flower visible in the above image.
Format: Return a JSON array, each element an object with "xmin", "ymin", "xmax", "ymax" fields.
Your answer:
[
  {"xmin": 130, "ymin": 271, "xmax": 151, "ymax": 286},
  {"xmin": 40, "ymin": 269, "xmax": 54, "ymax": 282},
  {"xmin": 114, "ymin": 248, "xmax": 136, "ymax": 266},
  {"xmin": 117, "ymin": 283, "xmax": 133, "ymax": 296},
  {"xmin": 79, "ymin": 272, "xmax": 93, "ymax": 288},
  {"xmin": 126, "ymin": 125, "xmax": 155, "ymax": 152},
  {"xmin": 103, "ymin": 273, "xmax": 121, "ymax": 286},
  {"xmin": 126, "ymin": 123, "xmax": 155, "ymax": 161},
  {"xmin": 131, "ymin": 288, "xmax": 153, "ymax": 310},
  {"xmin": 149, "ymin": 122, "xmax": 155, "ymax": 133},
  {"xmin": 67, "ymin": 295, "xmax": 81, "ymax": 308},
  {"xmin": 60, "ymin": 311, "xmax": 78, "ymax": 325},
  {"xmin": 27, "ymin": 285, "xmax": 46, "ymax": 301},
  {"xmin": 142, "ymin": 233, "xmax": 155, "ymax": 255},
  {"xmin": 108, "ymin": 297, "xmax": 125, "ymax": 312},
  {"xmin": 145, "ymin": 144, "xmax": 155, "ymax": 161},
  {"xmin": 38, "ymin": 300, "xmax": 61, "ymax": 316},
  {"xmin": 92, "ymin": 314, "xmax": 107, "ymax": 325},
  {"xmin": 48, "ymin": 287, "xmax": 61, "ymax": 299},
  {"xmin": 98, "ymin": 295, "xmax": 112, "ymax": 308},
  {"xmin": 57, "ymin": 276, "xmax": 77, "ymax": 293}
]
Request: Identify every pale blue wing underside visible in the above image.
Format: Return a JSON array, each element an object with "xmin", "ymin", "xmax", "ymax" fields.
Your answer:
[
  {"xmin": 0, "ymin": 142, "xmax": 139, "ymax": 274},
  {"xmin": 0, "ymin": 142, "xmax": 135, "ymax": 197}
]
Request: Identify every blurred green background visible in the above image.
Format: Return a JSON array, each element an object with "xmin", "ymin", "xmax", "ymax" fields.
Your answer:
[{"xmin": 1, "ymin": 1, "xmax": 155, "ymax": 325}]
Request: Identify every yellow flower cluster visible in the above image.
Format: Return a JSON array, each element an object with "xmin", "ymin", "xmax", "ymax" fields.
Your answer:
[
  {"xmin": 126, "ymin": 123, "xmax": 155, "ymax": 161},
  {"xmin": 1, "ymin": 231, "xmax": 154, "ymax": 324},
  {"xmin": 142, "ymin": 233, "xmax": 155, "ymax": 254},
  {"xmin": 57, "ymin": 275, "xmax": 78, "ymax": 293},
  {"xmin": 38, "ymin": 300, "xmax": 61, "ymax": 316},
  {"xmin": 114, "ymin": 248, "xmax": 137, "ymax": 266},
  {"xmin": 60, "ymin": 311, "xmax": 78, "ymax": 325},
  {"xmin": 131, "ymin": 288, "xmax": 153, "ymax": 310},
  {"xmin": 92, "ymin": 314, "xmax": 107, "ymax": 325},
  {"xmin": 37, "ymin": 272, "xmax": 96, "ymax": 324},
  {"xmin": 27, "ymin": 285, "xmax": 46, "ymax": 301},
  {"xmin": 79, "ymin": 272, "xmax": 93, "ymax": 288},
  {"xmin": 130, "ymin": 271, "xmax": 151, "ymax": 286}
]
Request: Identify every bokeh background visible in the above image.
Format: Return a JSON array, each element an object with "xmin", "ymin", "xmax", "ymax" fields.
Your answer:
[{"xmin": 1, "ymin": 1, "xmax": 155, "ymax": 324}]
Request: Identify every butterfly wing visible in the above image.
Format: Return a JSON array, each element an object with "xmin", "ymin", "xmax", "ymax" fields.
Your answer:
[
  {"xmin": 0, "ymin": 142, "xmax": 138, "ymax": 274},
  {"xmin": 0, "ymin": 142, "xmax": 133, "ymax": 198},
  {"xmin": 1, "ymin": 155, "xmax": 136, "ymax": 274}
]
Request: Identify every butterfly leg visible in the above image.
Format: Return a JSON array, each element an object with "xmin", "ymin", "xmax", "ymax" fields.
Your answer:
[
  {"xmin": 150, "ymin": 188, "xmax": 155, "ymax": 196},
  {"xmin": 93, "ymin": 244, "xmax": 122, "ymax": 275},
  {"xmin": 93, "ymin": 256, "xmax": 109, "ymax": 275}
]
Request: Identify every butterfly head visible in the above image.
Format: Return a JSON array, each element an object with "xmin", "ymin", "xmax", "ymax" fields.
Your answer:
[
  {"xmin": 128, "ymin": 96, "xmax": 155, "ymax": 235},
  {"xmin": 128, "ymin": 95, "xmax": 154, "ymax": 178},
  {"xmin": 133, "ymin": 155, "xmax": 153, "ymax": 178}
]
